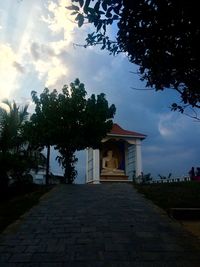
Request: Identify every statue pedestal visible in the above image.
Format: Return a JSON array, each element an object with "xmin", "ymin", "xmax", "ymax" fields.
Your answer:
[
  {"xmin": 100, "ymin": 174, "xmax": 129, "ymax": 181},
  {"xmin": 101, "ymin": 169, "xmax": 125, "ymax": 176}
]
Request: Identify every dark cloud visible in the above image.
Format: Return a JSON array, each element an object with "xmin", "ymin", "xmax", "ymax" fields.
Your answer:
[
  {"xmin": 30, "ymin": 42, "xmax": 55, "ymax": 61},
  {"xmin": 13, "ymin": 61, "xmax": 25, "ymax": 74},
  {"xmin": 30, "ymin": 42, "xmax": 40, "ymax": 61}
]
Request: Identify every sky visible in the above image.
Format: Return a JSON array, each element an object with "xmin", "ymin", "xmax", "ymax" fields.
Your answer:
[{"xmin": 0, "ymin": 0, "xmax": 200, "ymax": 183}]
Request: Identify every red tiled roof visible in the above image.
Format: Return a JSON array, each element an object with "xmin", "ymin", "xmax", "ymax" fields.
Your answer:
[{"xmin": 109, "ymin": 123, "xmax": 146, "ymax": 139}]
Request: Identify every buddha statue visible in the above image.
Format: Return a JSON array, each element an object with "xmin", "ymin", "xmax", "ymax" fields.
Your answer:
[{"xmin": 101, "ymin": 150, "xmax": 124, "ymax": 175}]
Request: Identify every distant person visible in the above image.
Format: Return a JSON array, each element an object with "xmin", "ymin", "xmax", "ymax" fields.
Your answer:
[
  {"xmin": 189, "ymin": 167, "xmax": 195, "ymax": 179},
  {"xmin": 196, "ymin": 167, "xmax": 200, "ymax": 176}
]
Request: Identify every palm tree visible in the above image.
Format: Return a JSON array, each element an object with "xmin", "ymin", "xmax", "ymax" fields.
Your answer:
[
  {"xmin": 0, "ymin": 100, "xmax": 48, "ymax": 189},
  {"xmin": 0, "ymin": 100, "xmax": 28, "ymax": 153},
  {"xmin": 0, "ymin": 100, "xmax": 29, "ymax": 188}
]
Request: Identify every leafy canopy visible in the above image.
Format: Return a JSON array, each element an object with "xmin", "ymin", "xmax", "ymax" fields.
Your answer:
[
  {"xmin": 68, "ymin": 0, "xmax": 200, "ymax": 114},
  {"xmin": 0, "ymin": 101, "xmax": 42, "ymax": 188},
  {"xmin": 0, "ymin": 100, "xmax": 28, "ymax": 153},
  {"xmin": 29, "ymin": 79, "xmax": 116, "ymax": 183}
]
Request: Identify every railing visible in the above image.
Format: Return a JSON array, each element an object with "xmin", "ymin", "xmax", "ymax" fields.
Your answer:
[{"xmin": 146, "ymin": 176, "xmax": 191, "ymax": 184}]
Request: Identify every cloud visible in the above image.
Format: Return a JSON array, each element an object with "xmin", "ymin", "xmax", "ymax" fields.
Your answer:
[
  {"xmin": 26, "ymin": 0, "xmax": 82, "ymax": 89},
  {"xmin": 13, "ymin": 61, "xmax": 25, "ymax": 74},
  {"xmin": 30, "ymin": 42, "xmax": 40, "ymax": 61},
  {"xmin": 0, "ymin": 102, "xmax": 10, "ymax": 113},
  {"xmin": 25, "ymin": 0, "xmax": 98, "ymax": 90},
  {"xmin": 30, "ymin": 42, "xmax": 55, "ymax": 61},
  {"xmin": 30, "ymin": 42, "xmax": 68, "ymax": 88},
  {"xmin": 41, "ymin": 0, "xmax": 76, "ymax": 43},
  {"xmin": 142, "ymin": 112, "xmax": 200, "ymax": 177},
  {"xmin": 0, "ymin": 43, "xmax": 21, "ymax": 99},
  {"xmin": 46, "ymin": 59, "xmax": 68, "ymax": 88},
  {"xmin": 158, "ymin": 113, "xmax": 175, "ymax": 137},
  {"xmin": 0, "ymin": 43, "xmax": 16, "ymax": 67}
]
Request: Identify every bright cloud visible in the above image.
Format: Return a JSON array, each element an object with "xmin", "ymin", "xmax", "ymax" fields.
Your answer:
[
  {"xmin": 28, "ymin": 0, "xmax": 82, "ymax": 89},
  {"xmin": 158, "ymin": 113, "xmax": 178, "ymax": 137},
  {"xmin": 51, "ymin": 40, "xmax": 68, "ymax": 55},
  {"xmin": 0, "ymin": 43, "xmax": 23, "ymax": 99},
  {"xmin": 41, "ymin": 0, "xmax": 76, "ymax": 43},
  {"xmin": 46, "ymin": 58, "xmax": 68, "ymax": 87},
  {"xmin": 0, "ymin": 0, "xmax": 77, "ymax": 100},
  {"xmin": 0, "ymin": 43, "xmax": 16, "ymax": 67},
  {"xmin": 30, "ymin": 42, "xmax": 68, "ymax": 88},
  {"xmin": 0, "ymin": 102, "xmax": 10, "ymax": 113},
  {"xmin": 158, "ymin": 112, "xmax": 191, "ymax": 140}
]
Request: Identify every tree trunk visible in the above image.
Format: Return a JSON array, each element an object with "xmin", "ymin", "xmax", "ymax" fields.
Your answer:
[
  {"xmin": 46, "ymin": 145, "xmax": 50, "ymax": 185},
  {"xmin": 63, "ymin": 149, "xmax": 77, "ymax": 184},
  {"xmin": 64, "ymin": 153, "xmax": 72, "ymax": 184},
  {"xmin": 64, "ymin": 167, "xmax": 69, "ymax": 184}
]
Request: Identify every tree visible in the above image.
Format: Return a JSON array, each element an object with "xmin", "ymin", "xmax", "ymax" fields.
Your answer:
[
  {"xmin": 27, "ymin": 89, "xmax": 59, "ymax": 185},
  {"xmin": 0, "ymin": 101, "xmax": 30, "ymax": 188},
  {"xmin": 0, "ymin": 100, "xmax": 28, "ymax": 153},
  {"xmin": 68, "ymin": 0, "xmax": 200, "ymax": 115},
  {"xmin": 29, "ymin": 79, "xmax": 116, "ymax": 184},
  {"xmin": 55, "ymin": 79, "xmax": 116, "ymax": 184}
]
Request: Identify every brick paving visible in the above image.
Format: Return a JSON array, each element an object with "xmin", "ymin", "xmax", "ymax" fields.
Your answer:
[{"xmin": 0, "ymin": 183, "xmax": 200, "ymax": 266}]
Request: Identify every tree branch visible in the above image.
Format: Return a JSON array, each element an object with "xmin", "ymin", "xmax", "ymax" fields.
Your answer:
[
  {"xmin": 130, "ymin": 87, "xmax": 155, "ymax": 91},
  {"xmin": 183, "ymin": 107, "xmax": 200, "ymax": 121}
]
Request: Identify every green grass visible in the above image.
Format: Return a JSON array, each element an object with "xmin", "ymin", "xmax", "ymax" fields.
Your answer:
[
  {"xmin": 0, "ymin": 185, "xmax": 53, "ymax": 233},
  {"xmin": 134, "ymin": 181, "xmax": 200, "ymax": 211}
]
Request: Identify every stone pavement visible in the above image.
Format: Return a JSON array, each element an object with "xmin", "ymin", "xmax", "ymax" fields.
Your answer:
[{"xmin": 1, "ymin": 183, "xmax": 200, "ymax": 267}]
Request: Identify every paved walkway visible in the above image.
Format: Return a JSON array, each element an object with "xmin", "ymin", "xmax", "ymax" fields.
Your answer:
[{"xmin": 1, "ymin": 184, "xmax": 200, "ymax": 266}]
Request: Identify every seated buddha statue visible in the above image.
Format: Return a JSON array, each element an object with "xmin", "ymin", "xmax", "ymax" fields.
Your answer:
[{"xmin": 101, "ymin": 150, "xmax": 124, "ymax": 175}]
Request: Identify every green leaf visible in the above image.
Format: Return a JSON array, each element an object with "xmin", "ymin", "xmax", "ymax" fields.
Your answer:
[
  {"xmin": 96, "ymin": 21, "xmax": 102, "ymax": 32},
  {"xmin": 83, "ymin": 0, "xmax": 91, "ymax": 14},
  {"xmin": 78, "ymin": 0, "xmax": 84, "ymax": 7},
  {"xmin": 66, "ymin": 5, "xmax": 79, "ymax": 11},
  {"xmin": 105, "ymin": 7, "xmax": 112, "ymax": 18},
  {"xmin": 75, "ymin": 13, "xmax": 84, "ymax": 27},
  {"xmin": 94, "ymin": 1, "xmax": 100, "ymax": 12},
  {"xmin": 102, "ymin": 2, "xmax": 107, "ymax": 11},
  {"xmin": 87, "ymin": 7, "xmax": 95, "ymax": 15},
  {"xmin": 112, "ymin": 15, "xmax": 119, "ymax": 20},
  {"xmin": 103, "ymin": 23, "xmax": 106, "ymax": 33},
  {"xmin": 113, "ymin": 4, "xmax": 121, "ymax": 15},
  {"xmin": 71, "ymin": 11, "xmax": 78, "ymax": 15}
]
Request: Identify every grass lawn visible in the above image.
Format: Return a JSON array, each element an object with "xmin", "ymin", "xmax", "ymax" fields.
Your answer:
[
  {"xmin": 0, "ymin": 185, "xmax": 53, "ymax": 233},
  {"xmin": 134, "ymin": 181, "xmax": 200, "ymax": 211}
]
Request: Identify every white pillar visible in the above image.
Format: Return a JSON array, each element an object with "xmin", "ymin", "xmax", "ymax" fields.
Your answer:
[
  {"xmin": 135, "ymin": 139, "xmax": 142, "ymax": 177},
  {"xmin": 86, "ymin": 148, "xmax": 89, "ymax": 183},
  {"xmin": 93, "ymin": 149, "xmax": 100, "ymax": 184},
  {"xmin": 125, "ymin": 142, "xmax": 128, "ymax": 176},
  {"xmin": 86, "ymin": 148, "xmax": 94, "ymax": 183}
]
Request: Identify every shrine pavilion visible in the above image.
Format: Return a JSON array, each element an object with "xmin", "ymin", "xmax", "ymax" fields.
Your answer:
[{"xmin": 86, "ymin": 123, "xmax": 146, "ymax": 183}]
